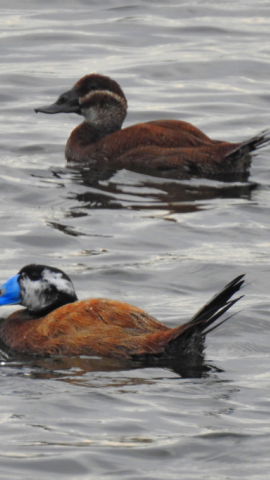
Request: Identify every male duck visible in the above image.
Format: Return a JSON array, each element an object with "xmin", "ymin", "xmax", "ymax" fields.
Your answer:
[
  {"xmin": 0, "ymin": 264, "xmax": 244, "ymax": 358},
  {"xmin": 35, "ymin": 73, "xmax": 270, "ymax": 176}
]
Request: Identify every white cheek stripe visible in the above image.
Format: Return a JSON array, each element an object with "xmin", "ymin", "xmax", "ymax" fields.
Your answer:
[
  {"xmin": 42, "ymin": 269, "xmax": 75, "ymax": 294},
  {"xmin": 21, "ymin": 277, "xmax": 49, "ymax": 310},
  {"xmin": 20, "ymin": 270, "xmax": 75, "ymax": 310}
]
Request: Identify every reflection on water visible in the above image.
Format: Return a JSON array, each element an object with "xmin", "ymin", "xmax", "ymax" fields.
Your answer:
[
  {"xmin": 0, "ymin": 344, "xmax": 223, "ymax": 385},
  {"xmin": 49, "ymin": 165, "xmax": 258, "ymax": 218}
]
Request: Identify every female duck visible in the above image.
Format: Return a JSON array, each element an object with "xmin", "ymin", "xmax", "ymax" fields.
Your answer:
[
  {"xmin": 0, "ymin": 264, "xmax": 244, "ymax": 358},
  {"xmin": 35, "ymin": 73, "xmax": 270, "ymax": 176}
]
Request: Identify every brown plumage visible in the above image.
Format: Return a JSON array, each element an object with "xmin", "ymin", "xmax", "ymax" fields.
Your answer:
[
  {"xmin": 0, "ymin": 264, "xmax": 244, "ymax": 358},
  {"xmin": 35, "ymin": 73, "xmax": 270, "ymax": 176}
]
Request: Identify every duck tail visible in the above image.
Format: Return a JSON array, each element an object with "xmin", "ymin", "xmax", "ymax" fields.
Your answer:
[
  {"xmin": 225, "ymin": 129, "xmax": 270, "ymax": 164},
  {"xmin": 162, "ymin": 275, "xmax": 245, "ymax": 357},
  {"xmin": 184, "ymin": 274, "xmax": 245, "ymax": 334}
]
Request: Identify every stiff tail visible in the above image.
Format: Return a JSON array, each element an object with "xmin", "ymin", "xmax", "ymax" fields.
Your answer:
[
  {"xmin": 184, "ymin": 274, "xmax": 245, "ymax": 335},
  {"xmin": 225, "ymin": 130, "xmax": 270, "ymax": 163},
  {"xmin": 163, "ymin": 275, "xmax": 245, "ymax": 357}
]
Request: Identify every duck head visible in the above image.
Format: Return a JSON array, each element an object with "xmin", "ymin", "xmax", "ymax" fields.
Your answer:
[
  {"xmin": 0, "ymin": 265, "xmax": 78, "ymax": 315},
  {"xmin": 35, "ymin": 73, "xmax": 128, "ymax": 133}
]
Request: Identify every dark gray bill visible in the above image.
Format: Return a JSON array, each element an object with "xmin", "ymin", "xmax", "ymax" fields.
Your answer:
[{"xmin": 35, "ymin": 88, "xmax": 81, "ymax": 115}]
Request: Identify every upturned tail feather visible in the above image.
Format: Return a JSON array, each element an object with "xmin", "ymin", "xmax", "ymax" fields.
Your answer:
[
  {"xmin": 184, "ymin": 274, "xmax": 245, "ymax": 335},
  {"xmin": 163, "ymin": 274, "xmax": 245, "ymax": 358},
  {"xmin": 225, "ymin": 129, "xmax": 270, "ymax": 162}
]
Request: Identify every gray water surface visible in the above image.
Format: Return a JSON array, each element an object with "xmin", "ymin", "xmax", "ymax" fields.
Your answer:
[{"xmin": 0, "ymin": 1, "xmax": 270, "ymax": 479}]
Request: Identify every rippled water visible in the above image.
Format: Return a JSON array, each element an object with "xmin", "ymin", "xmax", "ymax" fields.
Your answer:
[{"xmin": 1, "ymin": 1, "xmax": 270, "ymax": 478}]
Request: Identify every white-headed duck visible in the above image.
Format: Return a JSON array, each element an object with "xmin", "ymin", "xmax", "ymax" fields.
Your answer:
[
  {"xmin": 35, "ymin": 74, "xmax": 270, "ymax": 176},
  {"xmin": 0, "ymin": 264, "xmax": 244, "ymax": 358}
]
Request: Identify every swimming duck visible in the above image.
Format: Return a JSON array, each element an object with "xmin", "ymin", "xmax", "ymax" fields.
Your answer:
[
  {"xmin": 35, "ymin": 73, "xmax": 270, "ymax": 176},
  {"xmin": 0, "ymin": 264, "xmax": 244, "ymax": 358}
]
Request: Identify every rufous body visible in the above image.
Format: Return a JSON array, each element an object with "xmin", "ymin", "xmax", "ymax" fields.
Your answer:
[
  {"xmin": 0, "ymin": 265, "xmax": 244, "ymax": 359},
  {"xmin": 0, "ymin": 298, "xmax": 184, "ymax": 357},
  {"xmin": 35, "ymin": 74, "xmax": 270, "ymax": 176}
]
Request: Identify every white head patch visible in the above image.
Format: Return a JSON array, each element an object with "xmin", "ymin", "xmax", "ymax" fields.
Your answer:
[
  {"xmin": 20, "ymin": 268, "xmax": 75, "ymax": 311},
  {"xmin": 81, "ymin": 90, "xmax": 126, "ymax": 126},
  {"xmin": 42, "ymin": 268, "xmax": 75, "ymax": 294}
]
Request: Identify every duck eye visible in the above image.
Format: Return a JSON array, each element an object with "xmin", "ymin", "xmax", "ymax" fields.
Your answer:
[
  {"xmin": 90, "ymin": 83, "xmax": 97, "ymax": 90},
  {"xmin": 57, "ymin": 94, "xmax": 68, "ymax": 105}
]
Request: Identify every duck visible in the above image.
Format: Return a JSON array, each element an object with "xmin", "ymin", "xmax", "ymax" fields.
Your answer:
[
  {"xmin": 0, "ymin": 264, "xmax": 244, "ymax": 358},
  {"xmin": 35, "ymin": 73, "xmax": 270, "ymax": 176}
]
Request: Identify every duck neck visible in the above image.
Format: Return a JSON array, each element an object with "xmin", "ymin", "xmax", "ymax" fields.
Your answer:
[
  {"xmin": 26, "ymin": 292, "xmax": 78, "ymax": 320},
  {"xmin": 78, "ymin": 121, "xmax": 118, "ymax": 142},
  {"xmin": 65, "ymin": 121, "xmax": 120, "ymax": 162}
]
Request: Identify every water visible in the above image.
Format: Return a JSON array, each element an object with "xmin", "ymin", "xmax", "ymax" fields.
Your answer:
[{"xmin": 0, "ymin": 0, "xmax": 270, "ymax": 478}]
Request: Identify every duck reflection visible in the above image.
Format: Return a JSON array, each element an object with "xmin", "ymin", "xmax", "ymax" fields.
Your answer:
[
  {"xmin": 48, "ymin": 164, "xmax": 258, "ymax": 223},
  {"xmin": 0, "ymin": 342, "xmax": 222, "ymax": 382}
]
